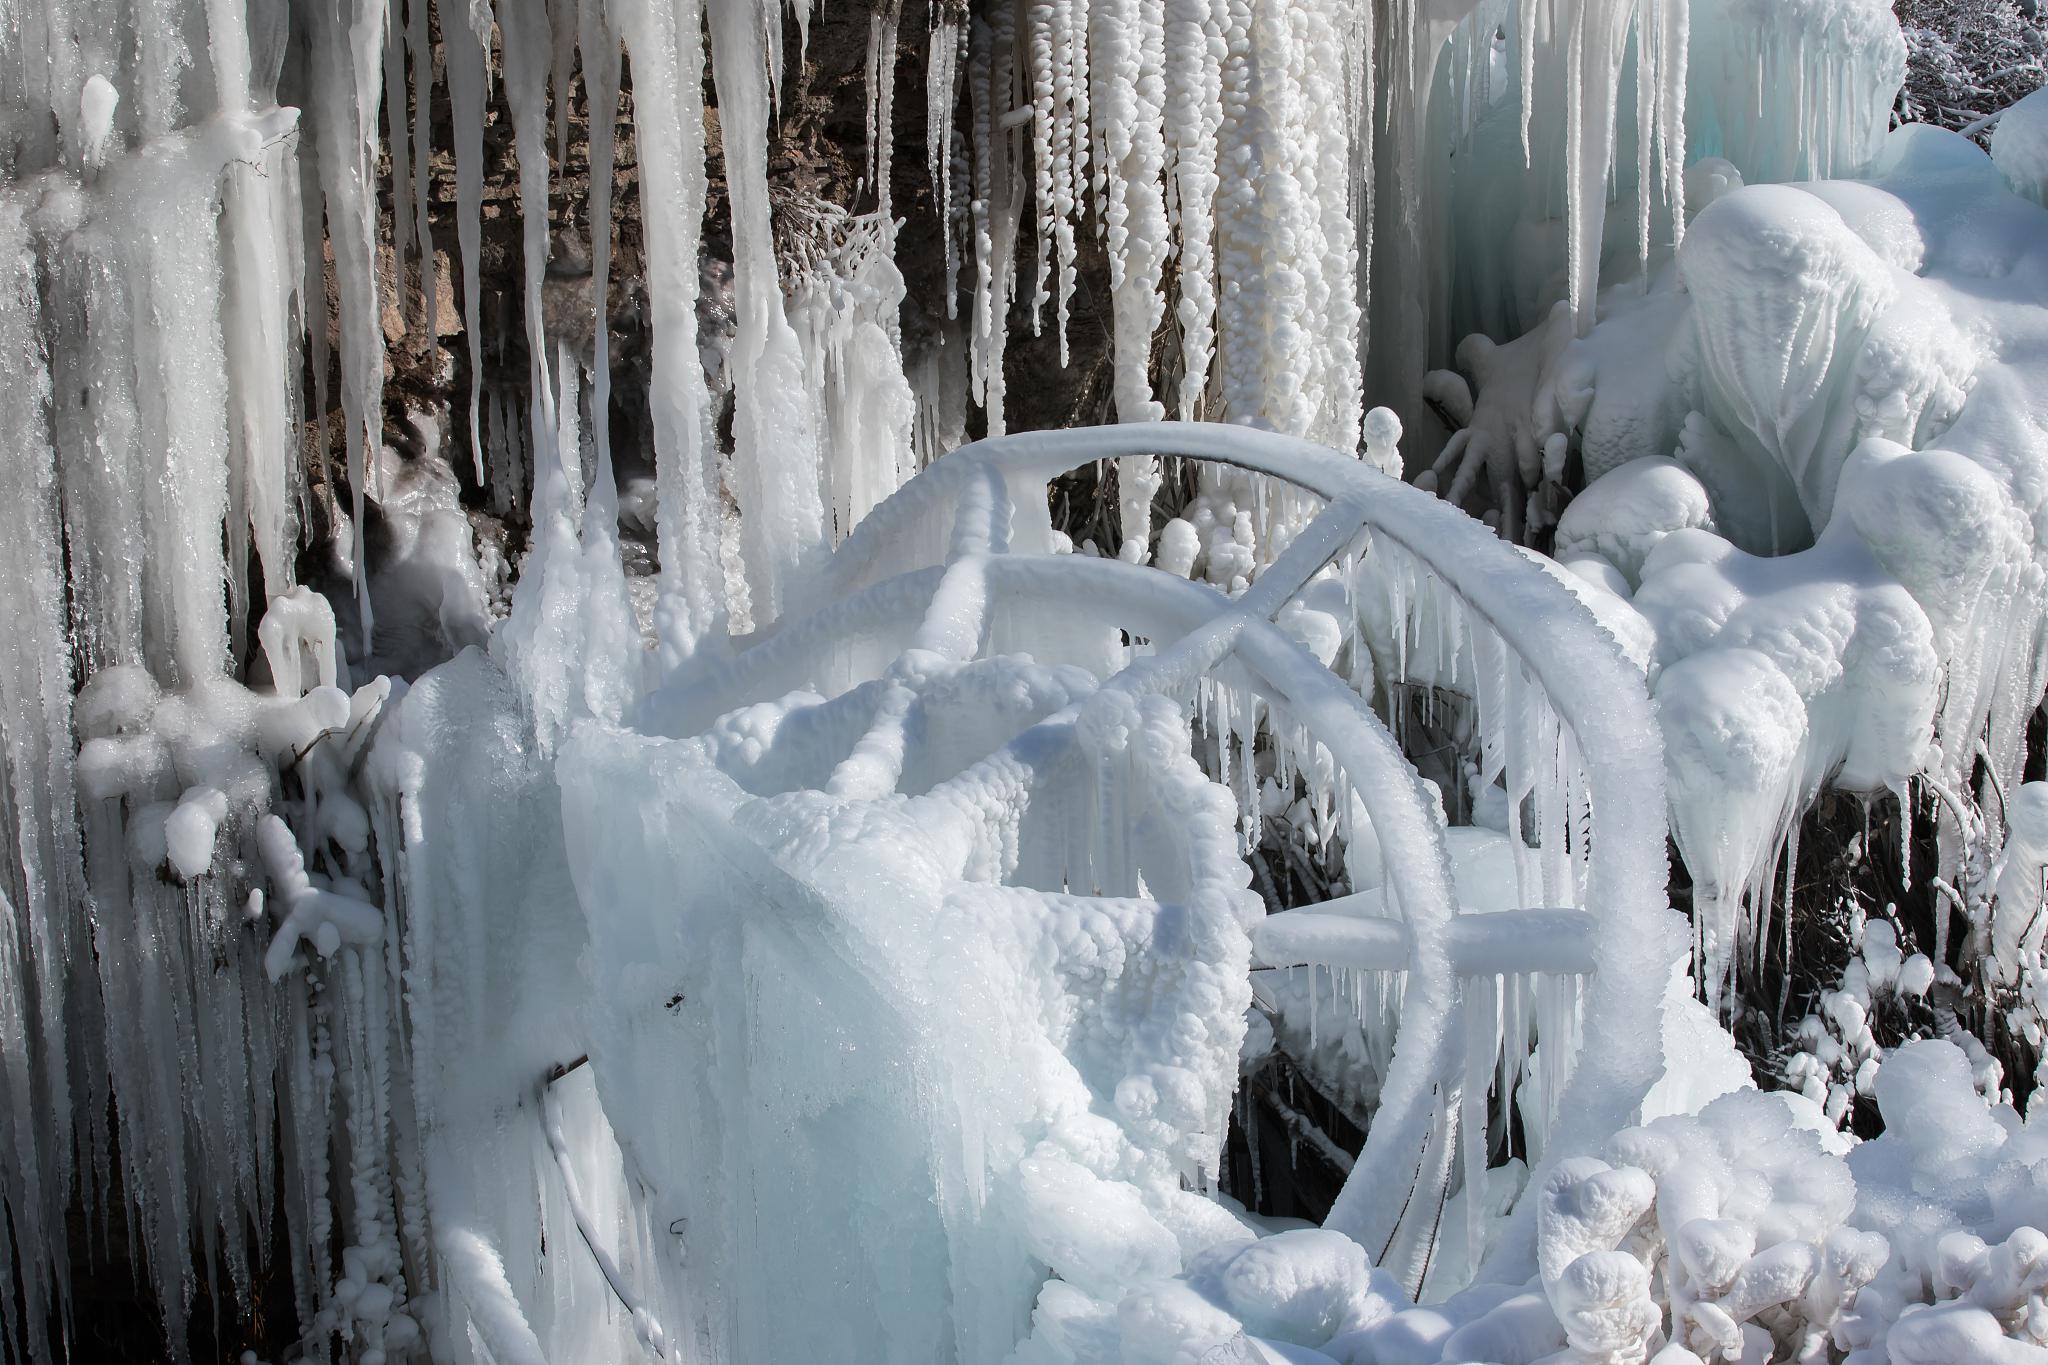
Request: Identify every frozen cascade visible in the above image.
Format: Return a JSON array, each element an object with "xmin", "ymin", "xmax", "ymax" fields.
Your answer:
[
  {"xmin": 0, "ymin": 0, "xmax": 317, "ymax": 1350},
  {"xmin": 1366, "ymin": 0, "xmax": 1689, "ymax": 431},
  {"xmin": 786, "ymin": 207, "xmax": 922, "ymax": 542},
  {"xmin": 5, "ymin": 0, "xmax": 2048, "ymax": 1362},
  {"xmin": 1686, "ymin": 0, "xmax": 1904, "ymax": 186},
  {"xmin": 0, "ymin": 195, "xmax": 83, "ymax": 1365}
]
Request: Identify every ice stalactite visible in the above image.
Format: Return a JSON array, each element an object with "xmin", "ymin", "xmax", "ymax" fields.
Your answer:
[
  {"xmin": 383, "ymin": 0, "xmax": 412, "ymax": 305},
  {"xmin": 1215, "ymin": 0, "xmax": 1362, "ymax": 447},
  {"xmin": 1086, "ymin": 0, "xmax": 1171, "ymax": 563},
  {"xmin": 613, "ymin": 0, "xmax": 725, "ymax": 662},
  {"xmin": 927, "ymin": 1, "xmax": 967, "ymax": 321},
  {"xmin": 0, "ymin": 197, "xmax": 82, "ymax": 1365},
  {"xmin": 301, "ymin": 0, "xmax": 390, "ymax": 656},
  {"xmin": 867, "ymin": 0, "xmax": 904, "ymax": 252},
  {"xmin": 789, "ymin": 213, "xmax": 922, "ymax": 542},
  {"xmin": 499, "ymin": 0, "xmax": 562, "ymax": 499},
  {"xmin": 1520, "ymin": 0, "xmax": 1693, "ymax": 334},
  {"xmin": 579, "ymin": 0, "xmax": 623, "ymax": 495},
  {"xmin": 968, "ymin": 5, "xmax": 1026, "ymax": 435},
  {"xmin": 405, "ymin": 0, "xmax": 435, "ymax": 320},
  {"xmin": 707, "ymin": 0, "xmax": 827, "ymax": 627},
  {"xmin": 219, "ymin": 106, "xmax": 305, "ymax": 628},
  {"xmin": 447, "ymin": 0, "xmax": 492, "ymax": 483},
  {"xmin": 1163, "ymin": 0, "xmax": 1225, "ymax": 422},
  {"xmin": 1089, "ymin": 0, "xmax": 1170, "ymax": 428}
]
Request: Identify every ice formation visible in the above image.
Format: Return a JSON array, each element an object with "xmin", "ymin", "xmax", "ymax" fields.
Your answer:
[
  {"xmin": 5, "ymin": 0, "xmax": 2048, "ymax": 1362},
  {"xmin": 1514, "ymin": 130, "xmax": 2046, "ymax": 1011}
]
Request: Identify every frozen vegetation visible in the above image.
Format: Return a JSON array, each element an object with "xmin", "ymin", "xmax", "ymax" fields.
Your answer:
[{"xmin": 1, "ymin": 0, "xmax": 2048, "ymax": 1363}]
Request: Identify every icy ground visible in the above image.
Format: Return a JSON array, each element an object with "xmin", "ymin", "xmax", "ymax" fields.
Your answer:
[{"xmin": 6, "ymin": 0, "xmax": 2048, "ymax": 1363}]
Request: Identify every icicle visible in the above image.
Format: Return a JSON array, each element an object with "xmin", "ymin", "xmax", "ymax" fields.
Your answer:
[
  {"xmin": 706, "ymin": 0, "xmax": 826, "ymax": 624},
  {"xmin": 927, "ymin": 3, "xmax": 964, "ymax": 320},
  {"xmin": 869, "ymin": 10, "xmax": 887, "ymax": 189},
  {"xmin": 865, "ymin": 1, "xmax": 904, "ymax": 254},
  {"xmin": 967, "ymin": 15, "xmax": 997, "ymax": 417},
  {"xmin": 614, "ymin": 0, "xmax": 724, "ymax": 659},
  {"xmin": 1026, "ymin": 0, "xmax": 1059, "ymax": 333},
  {"xmin": 383, "ymin": 0, "xmax": 411, "ymax": 291},
  {"xmin": 1067, "ymin": 0, "xmax": 1094, "ymax": 262},
  {"xmin": 406, "ymin": 0, "xmax": 435, "ymax": 319},
  {"xmin": 548, "ymin": 0, "xmax": 578, "ymax": 168},
  {"xmin": 1463, "ymin": 978, "xmax": 1498, "ymax": 1280},
  {"xmin": 499, "ymin": 0, "xmax": 561, "ymax": 499},
  {"xmin": 1559, "ymin": 0, "xmax": 1633, "ymax": 333},
  {"xmin": 1518, "ymin": 0, "xmax": 1540, "ymax": 164},
  {"xmin": 448, "ymin": 3, "xmax": 492, "ymax": 484},
  {"xmin": 878, "ymin": 3, "xmax": 902, "ymax": 251},
  {"xmin": 219, "ymin": 110, "xmax": 302, "ymax": 621},
  {"xmin": 579, "ymin": 0, "xmax": 620, "ymax": 499},
  {"xmin": 968, "ymin": 7, "xmax": 1024, "ymax": 434},
  {"xmin": 1163, "ymin": 0, "xmax": 1223, "ymax": 420},
  {"xmin": 1090, "ymin": 0, "xmax": 1169, "ymax": 425},
  {"xmin": 305, "ymin": 0, "xmax": 389, "ymax": 656}
]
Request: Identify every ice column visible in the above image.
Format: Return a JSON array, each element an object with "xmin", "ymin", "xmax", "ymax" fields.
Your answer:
[
  {"xmin": 613, "ymin": 0, "xmax": 726, "ymax": 661},
  {"xmin": 707, "ymin": 0, "xmax": 828, "ymax": 624}
]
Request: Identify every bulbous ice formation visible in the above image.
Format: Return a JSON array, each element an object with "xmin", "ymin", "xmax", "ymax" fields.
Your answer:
[
  {"xmin": 1554, "ymin": 457, "xmax": 1717, "ymax": 589},
  {"xmin": 1993, "ymin": 87, "xmax": 2048, "ymax": 209},
  {"xmin": 1653, "ymin": 646, "xmax": 1809, "ymax": 997},
  {"xmin": 1681, "ymin": 185, "xmax": 1896, "ymax": 535},
  {"xmin": 1838, "ymin": 441, "xmax": 2031, "ymax": 654}
]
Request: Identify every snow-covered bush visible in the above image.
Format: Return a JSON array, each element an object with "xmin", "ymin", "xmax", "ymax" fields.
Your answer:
[
  {"xmin": 1840, "ymin": 1039, "xmax": 2048, "ymax": 1360},
  {"xmin": 1782, "ymin": 913, "xmax": 1941, "ymax": 1128},
  {"xmin": 1089, "ymin": 1088, "xmax": 1877, "ymax": 1365},
  {"xmin": 1896, "ymin": 0, "xmax": 2048, "ymax": 137}
]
